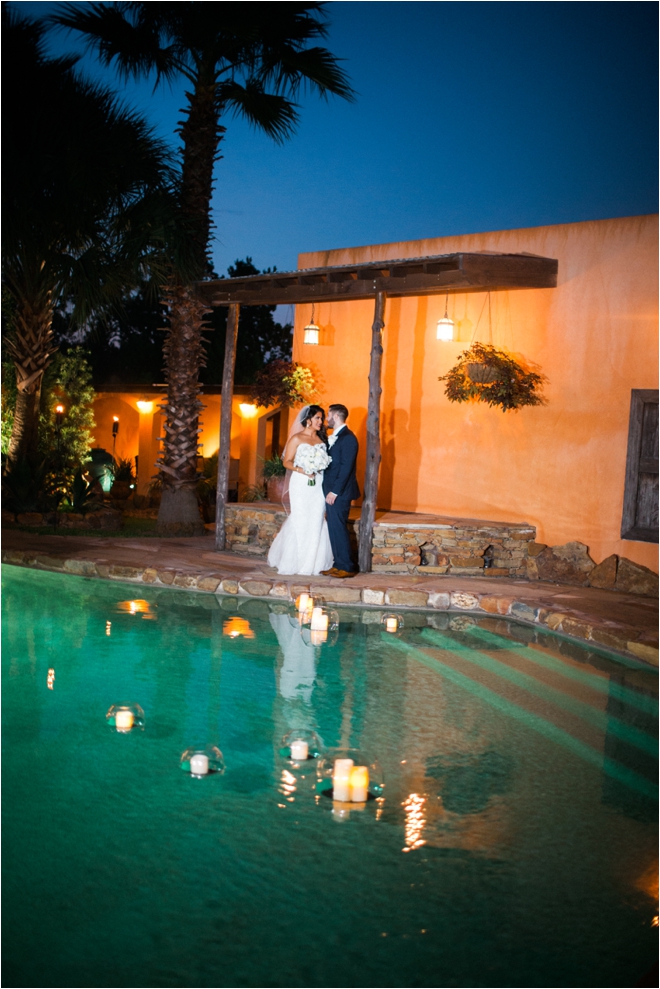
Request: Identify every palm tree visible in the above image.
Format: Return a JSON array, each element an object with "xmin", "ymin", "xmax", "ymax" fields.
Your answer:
[
  {"xmin": 2, "ymin": 5, "xmax": 176, "ymax": 467},
  {"xmin": 53, "ymin": 2, "xmax": 353, "ymax": 535}
]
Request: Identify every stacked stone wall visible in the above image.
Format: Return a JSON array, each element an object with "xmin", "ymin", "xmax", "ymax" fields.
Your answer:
[{"xmin": 223, "ymin": 504, "xmax": 535, "ymax": 578}]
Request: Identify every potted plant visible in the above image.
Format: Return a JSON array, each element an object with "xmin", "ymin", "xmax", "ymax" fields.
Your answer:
[
  {"xmin": 111, "ymin": 457, "xmax": 136, "ymax": 500},
  {"xmin": 439, "ymin": 342, "xmax": 544, "ymax": 412},
  {"xmin": 260, "ymin": 452, "xmax": 288, "ymax": 504}
]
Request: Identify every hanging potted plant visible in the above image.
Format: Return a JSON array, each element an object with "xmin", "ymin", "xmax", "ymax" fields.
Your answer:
[{"xmin": 439, "ymin": 342, "xmax": 544, "ymax": 412}]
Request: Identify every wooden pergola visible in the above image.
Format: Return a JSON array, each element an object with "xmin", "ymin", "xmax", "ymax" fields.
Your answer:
[{"xmin": 196, "ymin": 250, "xmax": 558, "ymax": 570}]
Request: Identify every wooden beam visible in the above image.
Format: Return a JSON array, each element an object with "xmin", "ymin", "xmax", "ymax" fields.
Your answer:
[
  {"xmin": 196, "ymin": 253, "xmax": 558, "ymax": 308},
  {"xmin": 358, "ymin": 290, "xmax": 386, "ymax": 573},
  {"xmin": 214, "ymin": 303, "xmax": 240, "ymax": 550}
]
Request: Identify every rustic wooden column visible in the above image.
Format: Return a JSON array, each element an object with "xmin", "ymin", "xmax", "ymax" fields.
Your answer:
[
  {"xmin": 358, "ymin": 290, "xmax": 386, "ymax": 572},
  {"xmin": 215, "ymin": 303, "xmax": 240, "ymax": 550}
]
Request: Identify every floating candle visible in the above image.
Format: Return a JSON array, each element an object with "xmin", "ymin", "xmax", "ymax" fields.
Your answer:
[
  {"xmin": 310, "ymin": 607, "xmax": 328, "ymax": 631},
  {"xmin": 115, "ymin": 710, "xmax": 134, "ymax": 731},
  {"xmin": 332, "ymin": 758, "xmax": 354, "ymax": 802},
  {"xmin": 350, "ymin": 765, "xmax": 369, "ymax": 802},
  {"xmin": 296, "ymin": 593, "xmax": 311, "ymax": 613},
  {"xmin": 190, "ymin": 753, "xmax": 209, "ymax": 776},
  {"xmin": 290, "ymin": 739, "xmax": 309, "ymax": 762},
  {"xmin": 385, "ymin": 617, "xmax": 398, "ymax": 633}
]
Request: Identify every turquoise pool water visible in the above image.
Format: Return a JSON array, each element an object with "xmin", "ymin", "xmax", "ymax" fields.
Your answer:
[{"xmin": 2, "ymin": 567, "xmax": 657, "ymax": 988}]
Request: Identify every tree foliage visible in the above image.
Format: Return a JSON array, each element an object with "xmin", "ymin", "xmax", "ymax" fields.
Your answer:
[{"xmin": 252, "ymin": 359, "xmax": 317, "ymax": 409}]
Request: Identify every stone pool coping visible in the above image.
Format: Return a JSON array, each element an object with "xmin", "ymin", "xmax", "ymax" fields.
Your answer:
[{"xmin": 2, "ymin": 529, "xmax": 658, "ymax": 668}]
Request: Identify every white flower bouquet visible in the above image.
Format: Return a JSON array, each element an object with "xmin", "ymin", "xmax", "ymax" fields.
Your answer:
[{"xmin": 294, "ymin": 444, "xmax": 332, "ymax": 485}]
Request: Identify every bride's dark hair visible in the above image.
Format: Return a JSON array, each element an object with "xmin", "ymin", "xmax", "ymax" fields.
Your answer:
[{"xmin": 302, "ymin": 404, "xmax": 328, "ymax": 446}]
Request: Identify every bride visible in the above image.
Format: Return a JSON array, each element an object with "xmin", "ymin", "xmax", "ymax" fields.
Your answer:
[{"xmin": 267, "ymin": 405, "xmax": 334, "ymax": 575}]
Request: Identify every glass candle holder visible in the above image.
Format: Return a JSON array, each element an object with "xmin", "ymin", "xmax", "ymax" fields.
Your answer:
[
  {"xmin": 106, "ymin": 703, "xmax": 145, "ymax": 732},
  {"xmin": 180, "ymin": 745, "xmax": 226, "ymax": 777},
  {"xmin": 382, "ymin": 613, "xmax": 404, "ymax": 634},
  {"xmin": 315, "ymin": 748, "xmax": 384, "ymax": 802},
  {"xmin": 279, "ymin": 729, "xmax": 323, "ymax": 763}
]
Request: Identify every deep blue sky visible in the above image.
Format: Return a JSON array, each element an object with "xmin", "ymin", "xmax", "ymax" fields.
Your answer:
[{"xmin": 11, "ymin": 1, "xmax": 658, "ymax": 281}]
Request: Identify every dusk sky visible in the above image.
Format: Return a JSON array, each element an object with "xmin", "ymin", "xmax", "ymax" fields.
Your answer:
[{"xmin": 12, "ymin": 0, "xmax": 658, "ymax": 288}]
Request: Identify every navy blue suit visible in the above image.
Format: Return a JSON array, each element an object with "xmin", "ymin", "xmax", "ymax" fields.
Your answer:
[{"xmin": 322, "ymin": 426, "xmax": 360, "ymax": 572}]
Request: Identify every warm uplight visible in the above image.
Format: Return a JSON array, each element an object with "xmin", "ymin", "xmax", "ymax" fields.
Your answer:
[
  {"xmin": 222, "ymin": 616, "xmax": 255, "ymax": 639},
  {"xmin": 303, "ymin": 305, "xmax": 320, "ymax": 344},
  {"xmin": 137, "ymin": 400, "xmax": 153, "ymax": 413},
  {"xmin": 239, "ymin": 403, "xmax": 258, "ymax": 418}
]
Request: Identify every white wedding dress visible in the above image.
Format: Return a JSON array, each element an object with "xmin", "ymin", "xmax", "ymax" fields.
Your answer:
[{"xmin": 267, "ymin": 445, "xmax": 334, "ymax": 575}]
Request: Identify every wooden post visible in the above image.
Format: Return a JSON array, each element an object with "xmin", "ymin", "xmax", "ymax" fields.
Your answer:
[
  {"xmin": 215, "ymin": 303, "xmax": 240, "ymax": 550},
  {"xmin": 358, "ymin": 290, "xmax": 386, "ymax": 572}
]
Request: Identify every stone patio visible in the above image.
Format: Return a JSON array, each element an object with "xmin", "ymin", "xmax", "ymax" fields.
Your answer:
[{"xmin": 2, "ymin": 527, "xmax": 657, "ymax": 668}]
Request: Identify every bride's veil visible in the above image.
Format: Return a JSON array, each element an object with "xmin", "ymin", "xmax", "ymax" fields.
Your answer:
[{"xmin": 280, "ymin": 406, "xmax": 310, "ymax": 510}]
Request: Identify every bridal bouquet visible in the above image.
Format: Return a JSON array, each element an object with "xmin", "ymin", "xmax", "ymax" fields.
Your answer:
[{"xmin": 294, "ymin": 445, "xmax": 332, "ymax": 486}]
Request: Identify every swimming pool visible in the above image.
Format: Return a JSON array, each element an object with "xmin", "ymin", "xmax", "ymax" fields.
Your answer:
[{"xmin": 2, "ymin": 567, "xmax": 657, "ymax": 988}]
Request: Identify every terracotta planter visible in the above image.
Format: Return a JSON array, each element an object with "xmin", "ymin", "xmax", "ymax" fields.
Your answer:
[
  {"xmin": 267, "ymin": 476, "xmax": 288, "ymax": 505},
  {"xmin": 467, "ymin": 363, "xmax": 499, "ymax": 384}
]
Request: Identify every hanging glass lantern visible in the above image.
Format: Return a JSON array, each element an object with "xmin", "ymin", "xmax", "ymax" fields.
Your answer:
[
  {"xmin": 436, "ymin": 293, "xmax": 455, "ymax": 341},
  {"xmin": 303, "ymin": 305, "xmax": 320, "ymax": 345}
]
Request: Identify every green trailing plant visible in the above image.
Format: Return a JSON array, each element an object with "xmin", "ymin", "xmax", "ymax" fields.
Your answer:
[
  {"xmin": 439, "ymin": 342, "xmax": 545, "ymax": 413},
  {"xmin": 252, "ymin": 360, "xmax": 317, "ymax": 409},
  {"xmin": 260, "ymin": 452, "xmax": 286, "ymax": 480}
]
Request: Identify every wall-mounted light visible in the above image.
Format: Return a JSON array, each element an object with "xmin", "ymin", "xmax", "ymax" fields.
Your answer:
[
  {"xmin": 436, "ymin": 293, "xmax": 455, "ymax": 341},
  {"xmin": 137, "ymin": 400, "xmax": 153, "ymax": 414},
  {"xmin": 303, "ymin": 304, "xmax": 320, "ymax": 345},
  {"xmin": 239, "ymin": 403, "xmax": 258, "ymax": 418}
]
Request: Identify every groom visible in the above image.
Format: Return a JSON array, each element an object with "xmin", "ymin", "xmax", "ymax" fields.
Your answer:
[{"xmin": 321, "ymin": 404, "xmax": 360, "ymax": 578}]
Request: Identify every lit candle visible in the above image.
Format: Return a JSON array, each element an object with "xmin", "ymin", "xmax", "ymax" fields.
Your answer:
[
  {"xmin": 297, "ymin": 593, "xmax": 310, "ymax": 613},
  {"xmin": 310, "ymin": 629, "xmax": 328, "ymax": 646},
  {"xmin": 115, "ymin": 710, "xmax": 134, "ymax": 731},
  {"xmin": 310, "ymin": 608, "xmax": 329, "ymax": 631},
  {"xmin": 290, "ymin": 739, "xmax": 309, "ymax": 762},
  {"xmin": 332, "ymin": 758, "xmax": 354, "ymax": 801},
  {"xmin": 385, "ymin": 617, "xmax": 398, "ymax": 633},
  {"xmin": 349, "ymin": 765, "xmax": 369, "ymax": 802},
  {"xmin": 190, "ymin": 754, "xmax": 209, "ymax": 776}
]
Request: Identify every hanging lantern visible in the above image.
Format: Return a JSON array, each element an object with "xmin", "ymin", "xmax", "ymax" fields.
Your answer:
[
  {"xmin": 436, "ymin": 293, "xmax": 454, "ymax": 341},
  {"xmin": 303, "ymin": 305, "xmax": 320, "ymax": 345}
]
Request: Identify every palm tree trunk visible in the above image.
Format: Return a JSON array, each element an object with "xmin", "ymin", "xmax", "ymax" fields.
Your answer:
[
  {"xmin": 156, "ymin": 284, "xmax": 209, "ymax": 535},
  {"xmin": 5, "ymin": 298, "xmax": 56, "ymax": 465},
  {"xmin": 155, "ymin": 78, "xmax": 223, "ymax": 536}
]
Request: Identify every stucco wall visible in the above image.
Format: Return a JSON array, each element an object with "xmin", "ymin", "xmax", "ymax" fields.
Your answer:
[{"xmin": 294, "ymin": 215, "xmax": 658, "ymax": 572}]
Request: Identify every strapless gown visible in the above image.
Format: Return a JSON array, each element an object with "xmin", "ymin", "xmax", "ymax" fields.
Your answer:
[{"xmin": 267, "ymin": 445, "xmax": 334, "ymax": 575}]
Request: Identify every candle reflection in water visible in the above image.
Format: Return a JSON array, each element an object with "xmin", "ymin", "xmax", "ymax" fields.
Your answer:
[
  {"xmin": 279, "ymin": 768, "xmax": 297, "ymax": 802},
  {"xmin": 222, "ymin": 617, "xmax": 255, "ymax": 639},
  {"xmin": 402, "ymin": 793, "xmax": 427, "ymax": 852},
  {"xmin": 105, "ymin": 621, "xmax": 112, "ymax": 636},
  {"xmin": 116, "ymin": 600, "xmax": 156, "ymax": 620},
  {"xmin": 47, "ymin": 668, "xmax": 55, "ymax": 690}
]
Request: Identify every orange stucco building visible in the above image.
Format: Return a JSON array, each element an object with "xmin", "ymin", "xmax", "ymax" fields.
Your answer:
[{"xmin": 292, "ymin": 215, "xmax": 658, "ymax": 572}]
